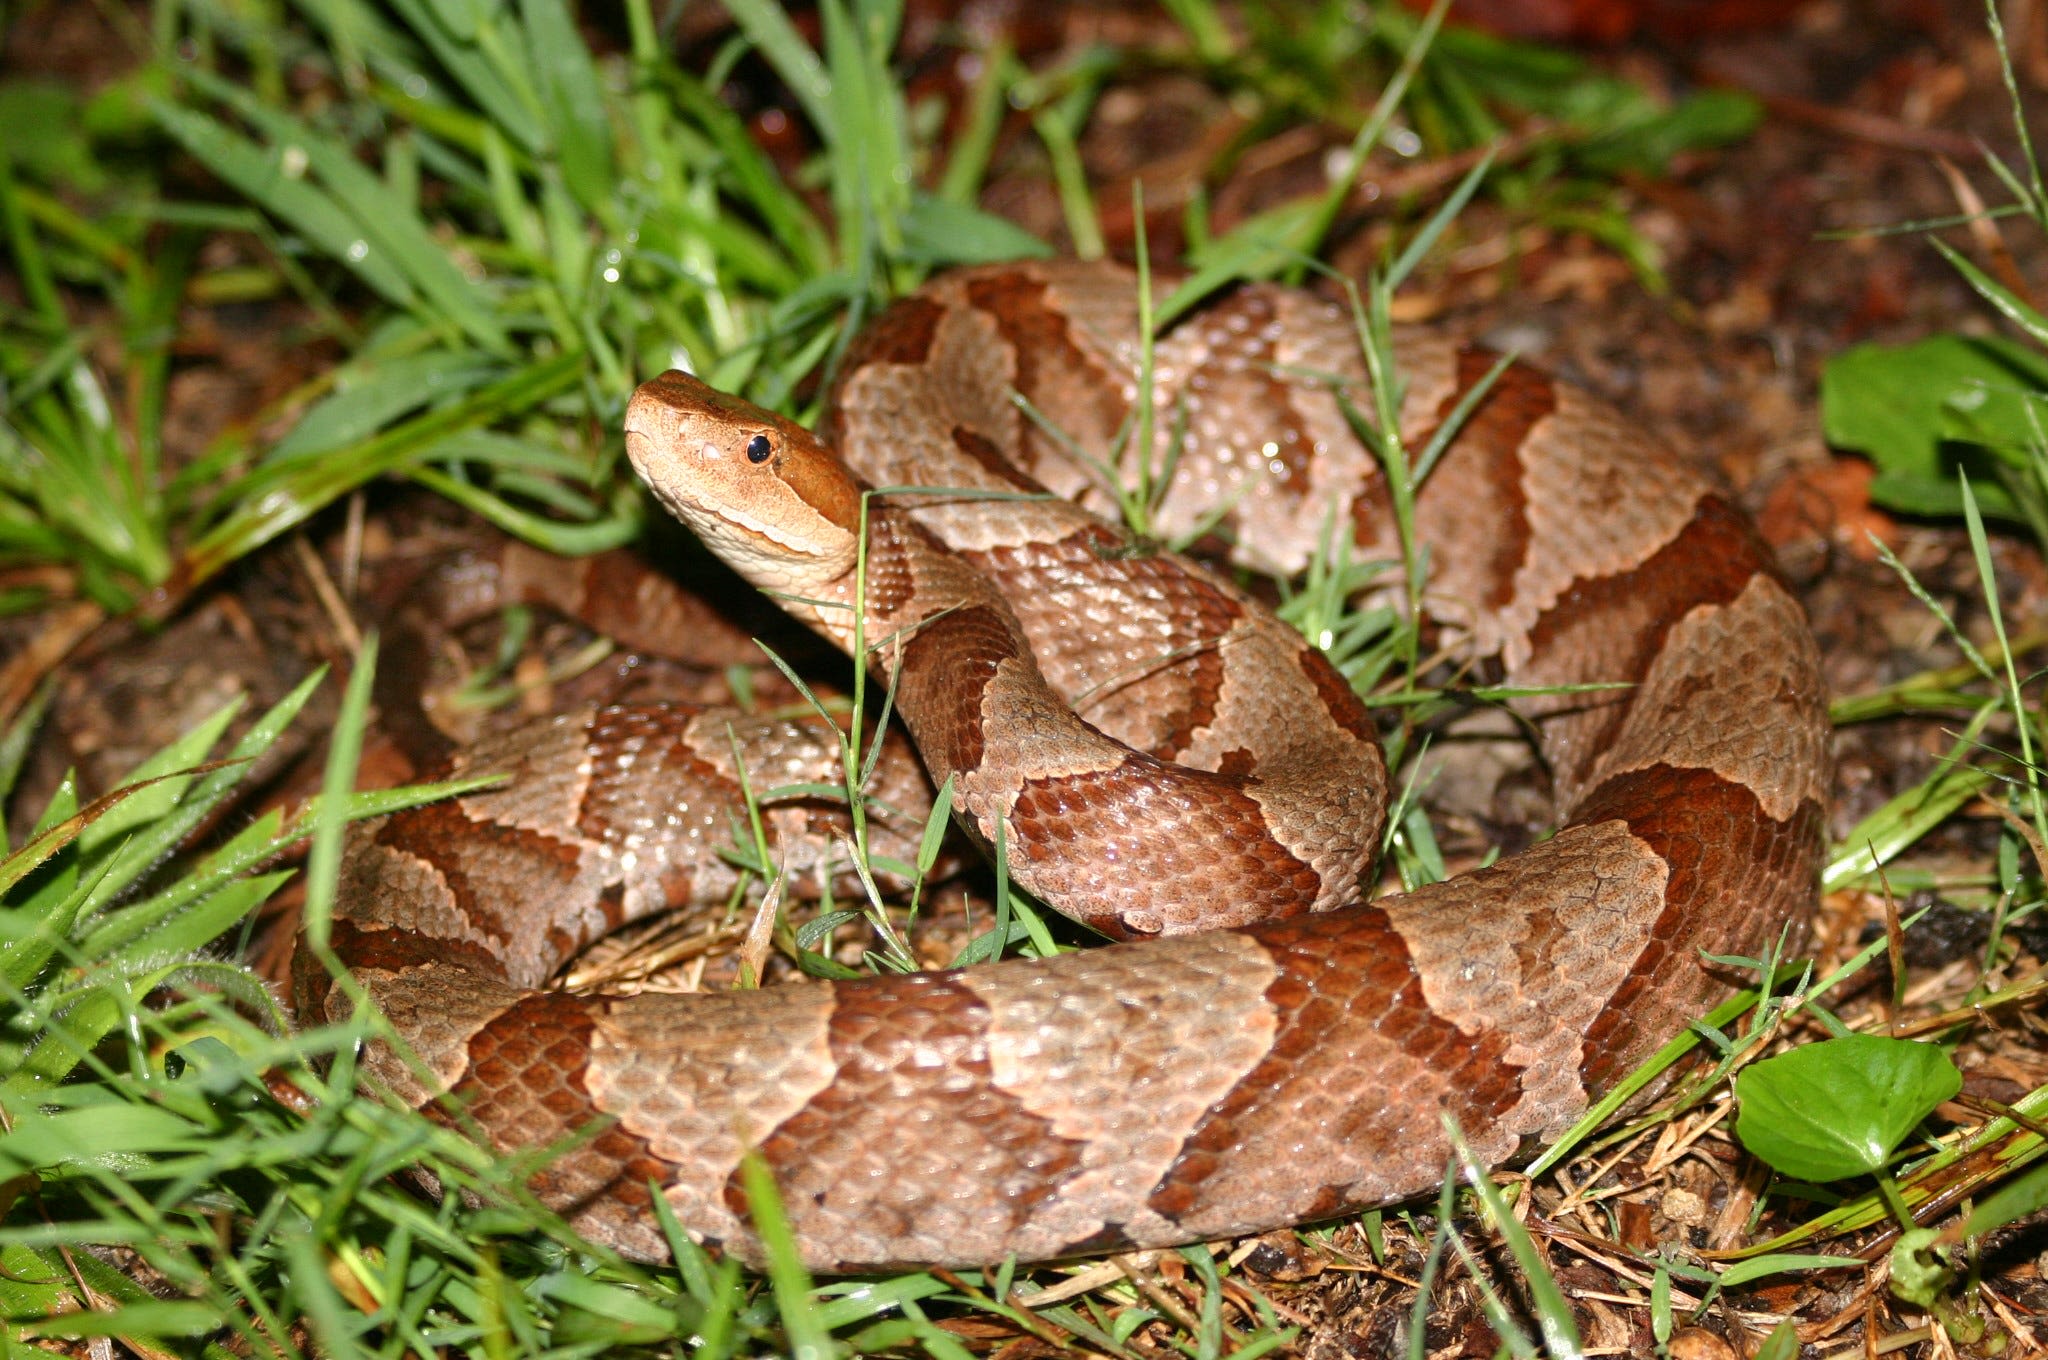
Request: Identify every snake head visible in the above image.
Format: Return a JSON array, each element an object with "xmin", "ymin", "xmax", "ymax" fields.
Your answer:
[{"xmin": 625, "ymin": 370, "xmax": 863, "ymax": 588}]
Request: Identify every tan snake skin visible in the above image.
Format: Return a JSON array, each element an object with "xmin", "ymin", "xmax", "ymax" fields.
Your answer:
[{"xmin": 299, "ymin": 260, "xmax": 1830, "ymax": 1272}]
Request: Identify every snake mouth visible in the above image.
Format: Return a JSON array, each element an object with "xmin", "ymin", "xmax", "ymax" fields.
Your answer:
[
  {"xmin": 627, "ymin": 430, "xmax": 831, "ymax": 562},
  {"xmin": 707, "ymin": 502, "xmax": 826, "ymax": 558}
]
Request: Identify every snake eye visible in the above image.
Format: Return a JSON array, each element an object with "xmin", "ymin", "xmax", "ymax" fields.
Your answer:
[{"xmin": 745, "ymin": 434, "xmax": 773, "ymax": 464}]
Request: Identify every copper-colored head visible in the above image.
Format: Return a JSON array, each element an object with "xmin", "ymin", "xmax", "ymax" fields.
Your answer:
[{"xmin": 624, "ymin": 370, "xmax": 863, "ymax": 590}]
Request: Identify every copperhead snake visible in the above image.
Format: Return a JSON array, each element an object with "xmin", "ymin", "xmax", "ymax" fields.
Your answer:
[{"xmin": 297, "ymin": 260, "xmax": 1831, "ymax": 1273}]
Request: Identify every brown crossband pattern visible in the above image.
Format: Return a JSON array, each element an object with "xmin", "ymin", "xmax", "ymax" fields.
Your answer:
[{"xmin": 315, "ymin": 260, "xmax": 1830, "ymax": 1273}]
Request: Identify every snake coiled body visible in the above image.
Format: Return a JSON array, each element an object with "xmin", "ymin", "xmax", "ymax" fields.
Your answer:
[{"xmin": 299, "ymin": 260, "xmax": 1830, "ymax": 1273}]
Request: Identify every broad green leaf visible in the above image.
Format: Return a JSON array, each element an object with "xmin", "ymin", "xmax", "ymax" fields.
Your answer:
[
  {"xmin": 1820, "ymin": 335, "xmax": 2045, "ymax": 519},
  {"xmin": 1735, "ymin": 1033, "xmax": 1962, "ymax": 1183}
]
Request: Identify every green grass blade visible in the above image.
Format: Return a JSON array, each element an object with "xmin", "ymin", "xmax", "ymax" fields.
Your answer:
[
  {"xmin": 1444, "ymin": 1116, "xmax": 1583, "ymax": 1360},
  {"xmin": 1932, "ymin": 238, "xmax": 2048, "ymax": 349},
  {"xmin": 1823, "ymin": 761, "xmax": 1995, "ymax": 894},
  {"xmin": 519, "ymin": 0, "xmax": 617, "ymax": 216},
  {"xmin": 181, "ymin": 68, "xmax": 512, "ymax": 354},
  {"xmin": 380, "ymin": 0, "xmax": 547, "ymax": 152},
  {"xmin": 717, "ymin": 0, "xmax": 834, "ymax": 132},
  {"xmin": 269, "ymin": 351, "xmax": 505, "ymax": 460},
  {"xmin": 303, "ymin": 634, "xmax": 378, "ymax": 951},
  {"xmin": 0, "ymin": 679, "xmax": 54, "ymax": 849},
  {"xmin": 152, "ymin": 100, "xmax": 418, "ymax": 306},
  {"xmin": 736, "ymin": 1155, "xmax": 832, "ymax": 1360},
  {"xmin": 180, "ymin": 350, "xmax": 582, "ymax": 588}
]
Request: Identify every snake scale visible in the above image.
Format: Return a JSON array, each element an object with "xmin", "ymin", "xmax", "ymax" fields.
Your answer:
[{"xmin": 296, "ymin": 260, "xmax": 1831, "ymax": 1273}]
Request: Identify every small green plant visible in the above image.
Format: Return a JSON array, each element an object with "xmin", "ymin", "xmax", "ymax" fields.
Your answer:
[
  {"xmin": 1820, "ymin": 0, "xmax": 2048, "ymax": 552},
  {"xmin": 1823, "ymin": 333, "xmax": 2048, "ymax": 532},
  {"xmin": 1796, "ymin": 15, "xmax": 2048, "ymax": 1343},
  {"xmin": 1734, "ymin": 1033, "xmax": 1962, "ymax": 1188},
  {"xmin": 0, "ymin": 151, "xmax": 182, "ymax": 615}
]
